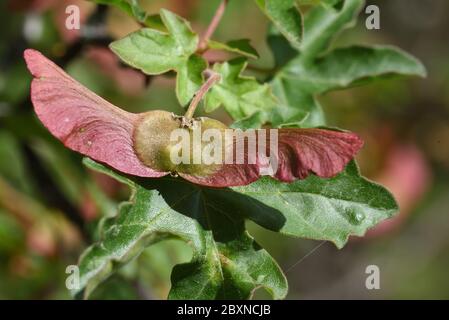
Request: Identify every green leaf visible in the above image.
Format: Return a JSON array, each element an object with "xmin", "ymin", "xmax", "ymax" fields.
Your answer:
[
  {"xmin": 77, "ymin": 156, "xmax": 397, "ymax": 299},
  {"xmin": 169, "ymin": 228, "xmax": 287, "ymax": 300},
  {"xmin": 77, "ymin": 158, "xmax": 287, "ymax": 300},
  {"xmin": 230, "ymin": 111, "xmax": 266, "ymax": 130},
  {"xmin": 232, "ymin": 161, "xmax": 398, "ymax": 249},
  {"xmin": 110, "ymin": 9, "xmax": 206, "ymax": 105},
  {"xmin": 300, "ymin": 0, "xmax": 364, "ymax": 60},
  {"xmin": 267, "ymin": 26, "xmax": 297, "ymax": 69},
  {"xmin": 89, "ymin": 0, "xmax": 164, "ymax": 29},
  {"xmin": 267, "ymin": 0, "xmax": 426, "ymax": 128},
  {"xmin": 298, "ymin": 0, "xmax": 340, "ymax": 7},
  {"xmin": 269, "ymin": 45, "xmax": 426, "ymax": 127},
  {"xmin": 255, "ymin": 0, "xmax": 303, "ymax": 49},
  {"xmin": 161, "ymin": 8, "xmax": 198, "ymax": 52},
  {"xmin": 205, "ymin": 58, "xmax": 277, "ymax": 123},
  {"xmin": 270, "ymin": 77, "xmax": 325, "ymax": 127},
  {"xmin": 208, "ymin": 39, "xmax": 259, "ymax": 59},
  {"xmin": 176, "ymin": 55, "xmax": 208, "ymax": 107},
  {"xmin": 319, "ymin": 0, "xmax": 342, "ymax": 6},
  {"xmin": 283, "ymin": 45, "xmax": 427, "ymax": 93}
]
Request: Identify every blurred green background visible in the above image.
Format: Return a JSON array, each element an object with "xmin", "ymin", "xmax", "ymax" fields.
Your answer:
[{"xmin": 0, "ymin": 0, "xmax": 448, "ymax": 299}]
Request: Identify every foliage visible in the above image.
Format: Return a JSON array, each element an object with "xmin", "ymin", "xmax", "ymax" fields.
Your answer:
[{"xmin": 71, "ymin": 0, "xmax": 425, "ymax": 300}]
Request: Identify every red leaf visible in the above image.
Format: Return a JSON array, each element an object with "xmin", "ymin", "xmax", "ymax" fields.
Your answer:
[
  {"xmin": 182, "ymin": 128, "xmax": 363, "ymax": 187},
  {"xmin": 24, "ymin": 49, "xmax": 166, "ymax": 178},
  {"xmin": 273, "ymin": 128, "xmax": 364, "ymax": 182}
]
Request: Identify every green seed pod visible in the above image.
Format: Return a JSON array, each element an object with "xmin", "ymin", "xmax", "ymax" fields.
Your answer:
[{"xmin": 133, "ymin": 110, "xmax": 229, "ymax": 176}]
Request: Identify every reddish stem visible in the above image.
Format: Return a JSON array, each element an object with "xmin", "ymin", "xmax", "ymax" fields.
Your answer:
[
  {"xmin": 198, "ymin": 0, "xmax": 228, "ymax": 52},
  {"xmin": 184, "ymin": 69, "xmax": 221, "ymax": 120}
]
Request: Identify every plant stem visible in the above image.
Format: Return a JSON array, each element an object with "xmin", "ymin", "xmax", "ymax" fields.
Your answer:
[
  {"xmin": 183, "ymin": 0, "xmax": 226, "ymax": 123},
  {"xmin": 198, "ymin": 0, "xmax": 228, "ymax": 52},
  {"xmin": 184, "ymin": 70, "xmax": 221, "ymax": 120}
]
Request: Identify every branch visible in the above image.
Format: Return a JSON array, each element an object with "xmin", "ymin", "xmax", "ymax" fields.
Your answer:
[{"xmin": 198, "ymin": 0, "xmax": 229, "ymax": 52}]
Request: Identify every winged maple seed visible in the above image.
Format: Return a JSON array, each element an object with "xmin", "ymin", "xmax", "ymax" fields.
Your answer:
[{"xmin": 24, "ymin": 49, "xmax": 363, "ymax": 188}]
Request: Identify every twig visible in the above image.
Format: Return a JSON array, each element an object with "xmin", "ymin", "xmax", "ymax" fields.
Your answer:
[
  {"xmin": 198, "ymin": 0, "xmax": 228, "ymax": 52},
  {"xmin": 184, "ymin": 69, "xmax": 221, "ymax": 121}
]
